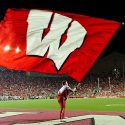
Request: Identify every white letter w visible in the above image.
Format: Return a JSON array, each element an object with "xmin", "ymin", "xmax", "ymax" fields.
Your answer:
[{"xmin": 26, "ymin": 10, "xmax": 87, "ymax": 70}]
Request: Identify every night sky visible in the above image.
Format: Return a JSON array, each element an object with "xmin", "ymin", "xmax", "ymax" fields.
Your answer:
[{"xmin": 0, "ymin": 0, "xmax": 125, "ymax": 58}]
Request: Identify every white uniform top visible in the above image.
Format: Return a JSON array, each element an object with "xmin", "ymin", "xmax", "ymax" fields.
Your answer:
[{"xmin": 58, "ymin": 85, "xmax": 70, "ymax": 95}]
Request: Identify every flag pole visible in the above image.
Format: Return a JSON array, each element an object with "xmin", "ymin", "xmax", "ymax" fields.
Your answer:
[
  {"xmin": 108, "ymin": 77, "xmax": 111, "ymax": 93},
  {"xmin": 122, "ymin": 62, "xmax": 125, "ymax": 96},
  {"xmin": 97, "ymin": 77, "xmax": 99, "ymax": 89}
]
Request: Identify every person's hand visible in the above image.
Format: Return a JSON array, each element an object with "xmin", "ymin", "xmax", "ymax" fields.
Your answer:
[{"xmin": 73, "ymin": 88, "xmax": 77, "ymax": 92}]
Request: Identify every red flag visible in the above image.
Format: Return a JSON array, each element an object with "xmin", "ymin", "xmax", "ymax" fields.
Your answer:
[{"xmin": 0, "ymin": 9, "xmax": 121, "ymax": 82}]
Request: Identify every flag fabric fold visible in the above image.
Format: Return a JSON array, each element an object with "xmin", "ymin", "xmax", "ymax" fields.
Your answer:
[{"xmin": 0, "ymin": 9, "xmax": 121, "ymax": 82}]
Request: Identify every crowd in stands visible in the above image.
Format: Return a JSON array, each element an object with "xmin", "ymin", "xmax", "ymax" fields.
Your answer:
[{"xmin": 0, "ymin": 67, "xmax": 125, "ymax": 100}]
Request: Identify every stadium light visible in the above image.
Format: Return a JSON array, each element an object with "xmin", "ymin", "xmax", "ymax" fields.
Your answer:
[
  {"xmin": 122, "ymin": 22, "xmax": 125, "ymax": 25},
  {"xmin": 15, "ymin": 47, "xmax": 21, "ymax": 53},
  {"xmin": 4, "ymin": 45, "xmax": 11, "ymax": 52}
]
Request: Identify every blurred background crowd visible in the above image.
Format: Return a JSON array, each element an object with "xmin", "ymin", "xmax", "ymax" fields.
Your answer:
[{"xmin": 0, "ymin": 63, "xmax": 125, "ymax": 101}]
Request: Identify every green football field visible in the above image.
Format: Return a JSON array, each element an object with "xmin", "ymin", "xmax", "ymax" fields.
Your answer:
[{"xmin": 0, "ymin": 98, "xmax": 125, "ymax": 112}]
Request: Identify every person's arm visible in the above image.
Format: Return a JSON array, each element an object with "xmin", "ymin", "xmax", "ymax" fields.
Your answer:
[
  {"xmin": 67, "ymin": 86, "xmax": 76, "ymax": 92},
  {"xmin": 67, "ymin": 83, "xmax": 81, "ymax": 92}
]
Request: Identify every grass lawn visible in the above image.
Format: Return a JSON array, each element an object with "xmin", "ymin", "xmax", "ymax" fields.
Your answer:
[{"xmin": 0, "ymin": 98, "xmax": 125, "ymax": 112}]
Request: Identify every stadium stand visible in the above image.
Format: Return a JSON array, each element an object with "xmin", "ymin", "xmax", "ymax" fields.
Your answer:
[{"xmin": 0, "ymin": 65, "xmax": 125, "ymax": 100}]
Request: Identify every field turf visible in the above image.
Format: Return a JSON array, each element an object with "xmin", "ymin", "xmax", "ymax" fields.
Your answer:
[{"xmin": 0, "ymin": 98, "xmax": 125, "ymax": 112}]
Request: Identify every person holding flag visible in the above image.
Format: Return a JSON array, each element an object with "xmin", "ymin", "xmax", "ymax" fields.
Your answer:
[{"xmin": 57, "ymin": 80, "xmax": 77, "ymax": 121}]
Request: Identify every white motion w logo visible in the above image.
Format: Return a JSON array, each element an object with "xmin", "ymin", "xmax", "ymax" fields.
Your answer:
[{"xmin": 26, "ymin": 10, "xmax": 87, "ymax": 70}]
